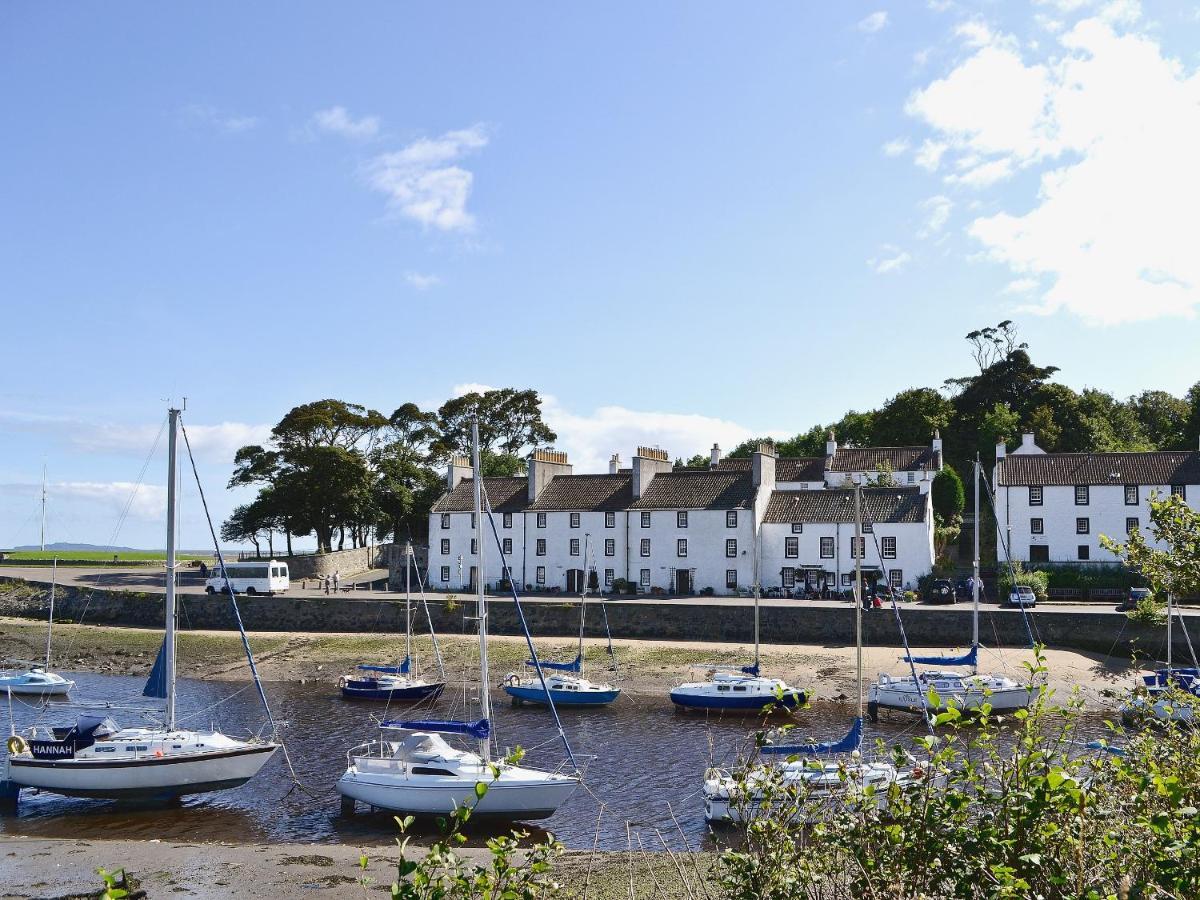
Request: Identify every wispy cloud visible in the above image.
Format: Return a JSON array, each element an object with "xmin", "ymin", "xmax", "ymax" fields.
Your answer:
[
  {"xmin": 918, "ymin": 195, "xmax": 954, "ymax": 237},
  {"xmin": 178, "ymin": 104, "xmax": 258, "ymax": 135},
  {"xmin": 404, "ymin": 271, "xmax": 441, "ymax": 290},
  {"xmin": 363, "ymin": 125, "xmax": 489, "ymax": 232},
  {"xmin": 0, "ymin": 481, "xmax": 168, "ymax": 522},
  {"xmin": 868, "ymin": 245, "xmax": 912, "ymax": 274},
  {"xmin": 310, "ymin": 106, "xmax": 380, "ymax": 140},
  {"xmin": 882, "ymin": 137, "xmax": 911, "ymax": 157},
  {"xmin": 857, "ymin": 11, "xmax": 889, "ymax": 33}
]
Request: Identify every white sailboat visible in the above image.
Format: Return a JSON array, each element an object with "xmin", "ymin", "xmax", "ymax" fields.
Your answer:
[
  {"xmin": 3, "ymin": 408, "xmax": 278, "ymax": 801},
  {"xmin": 1121, "ymin": 587, "xmax": 1199, "ymax": 727},
  {"xmin": 0, "ymin": 556, "xmax": 75, "ymax": 697},
  {"xmin": 704, "ymin": 478, "xmax": 927, "ymax": 824},
  {"xmin": 337, "ymin": 420, "xmax": 580, "ymax": 820},
  {"xmin": 869, "ymin": 458, "xmax": 1031, "ymax": 718}
]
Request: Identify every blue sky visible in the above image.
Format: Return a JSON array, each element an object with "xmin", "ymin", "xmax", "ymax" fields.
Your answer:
[{"xmin": 3, "ymin": 0, "xmax": 1199, "ymax": 550}]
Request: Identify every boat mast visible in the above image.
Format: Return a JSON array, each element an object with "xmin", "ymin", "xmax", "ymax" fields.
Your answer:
[
  {"xmin": 578, "ymin": 534, "xmax": 589, "ymax": 675},
  {"xmin": 853, "ymin": 478, "xmax": 863, "ymax": 720},
  {"xmin": 972, "ymin": 456, "xmax": 981, "ymax": 675},
  {"xmin": 1167, "ymin": 590, "xmax": 1174, "ymax": 675},
  {"xmin": 405, "ymin": 541, "xmax": 413, "ymax": 669},
  {"xmin": 470, "ymin": 419, "xmax": 491, "ymax": 763},
  {"xmin": 40, "ymin": 465, "xmax": 47, "ymax": 553},
  {"xmin": 752, "ymin": 503, "xmax": 761, "ymax": 671},
  {"xmin": 45, "ymin": 558, "xmax": 57, "ymax": 670},
  {"xmin": 164, "ymin": 407, "xmax": 181, "ymax": 730}
]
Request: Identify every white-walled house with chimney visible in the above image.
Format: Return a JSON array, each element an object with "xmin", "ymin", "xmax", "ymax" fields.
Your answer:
[{"xmin": 993, "ymin": 433, "xmax": 1200, "ymax": 566}]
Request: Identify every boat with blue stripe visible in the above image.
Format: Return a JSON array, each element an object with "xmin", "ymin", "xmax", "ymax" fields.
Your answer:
[{"xmin": 670, "ymin": 665, "xmax": 805, "ymax": 712}]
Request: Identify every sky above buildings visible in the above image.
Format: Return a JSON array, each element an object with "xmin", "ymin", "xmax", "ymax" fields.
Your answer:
[{"xmin": 2, "ymin": 0, "xmax": 1199, "ymax": 549}]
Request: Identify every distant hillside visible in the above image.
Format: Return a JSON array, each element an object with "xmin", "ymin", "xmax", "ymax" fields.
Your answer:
[{"xmin": 16, "ymin": 542, "xmax": 138, "ymax": 552}]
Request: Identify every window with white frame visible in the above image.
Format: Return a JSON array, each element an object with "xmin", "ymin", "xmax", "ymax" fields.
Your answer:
[
  {"xmin": 1076, "ymin": 517, "xmax": 1089, "ymax": 534},
  {"xmin": 907, "ymin": 472, "xmax": 915, "ymax": 484},
  {"xmin": 890, "ymin": 569, "xmax": 903, "ymax": 588},
  {"xmin": 440, "ymin": 566, "xmax": 450, "ymax": 582},
  {"xmin": 605, "ymin": 511, "xmax": 615, "ymax": 528},
  {"xmin": 726, "ymin": 510, "xmax": 738, "ymax": 528},
  {"xmin": 677, "ymin": 510, "xmax": 688, "ymax": 528},
  {"xmin": 881, "ymin": 536, "xmax": 896, "ymax": 559},
  {"xmin": 785, "ymin": 537, "xmax": 799, "ymax": 558},
  {"xmin": 842, "ymin": 573, "xmax": 853, "ymax": 586},
  {"xmin": 1075, "ymin": 485, "xmax": 1089, "ymax": 505},
  {"xmin": 536, "ymin": 566, "xmax": 546, "ymax": 584},
  {"xmin": 502, "ymin": 538, "xmax": 512, "ymax": 554},
  {"xmin": 1029, "ymin": 486, "xmax": 1043, "ymax": 506},
  {"xmin": 677, "ymin": 538, "xmax": 687, "ymax": 557},
  {"xmin": 503, "ymin": 512, "xmax": 512, "ymax": 528},
  {"xmin": 1124, "ymin": 485, "xmax": 1138, "ymax": 505},
  {"xmin": 640, "ymin": 568, "xmax": 650, "ymax": 587},
  {"xmin": 820, "ymin": 537, "xmax": 834, "ymax": 558},
  {"xmin": 570, "ymin": 538, "xmax": 580, "ymax": 556},
  {"xmin": 791, "ymin": 522, "xmax": 803, "ymax": 534},
  {"xmin": 850, "ymin": 536, "xmax": 866, "ymax": 558},
  {"xmin": 641, "ymin": 511, "xmax": 651, "ymax": 528},
  {"xmin": 726, "ymin": 569, "xmax": 737, "ymax": 589},
  {"xmin": 440, "ymin": 539, "xmax": 450, "ymax": 555},
  {"xmin": 862, "ymin": 520, "xmax": 873, "ymax": 533},
  {"xmin": 570, "ymin": 513, "xmax": 580, "ymax": 528},
  {"xmin": 1126, "ymin": 517, "xmax": 1139, "ymax": 534},
  {"xmin": 440, "ymin": 513, "xmax": 450, "ymax": 530},
  {"xmin": 726, "ymin": 538, "xmax": 737, "ymax": 558},
  {"xmin": 537, "ymin": 513, "xmax": 547, "ymax": 528},
  {"xmin": 1172, "ymin": 484, "xmax": 1187, "ymax": 499},
  {"xmin": 604, "ymin": 568, "xmax": 614, "ymax": 587},
  {"xmin": 640, "ymin": 538, "xmax": 651, "ymax": 557},
  {"xmin": 604, "ymin": 538, "xmax": 615, "ymax": 557},
  {"xmin": 781, "ymin": 567, "xmax": 795, "ymax": 588},
  {"xmin": 536, "ymin": 539, "xmax": 546, "ymax": 556},
  {"xmin": 1031, "ymin": 518, "xmax": 1043, "ymax": 535}
]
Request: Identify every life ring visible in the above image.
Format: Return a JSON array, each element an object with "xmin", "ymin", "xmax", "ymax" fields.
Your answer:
[
  {"xmin": 6, "ymin": 735, "xmax": 29, "ymax": 756},
  {"xmin": 504, "ymin": 673, "xmax": 521, "ymax": 687}
]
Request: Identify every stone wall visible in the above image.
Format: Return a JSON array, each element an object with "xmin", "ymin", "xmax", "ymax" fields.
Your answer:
[
  {"xmin": 0, "ymin": 577, "xmax": 1186, "ymax": 660},
  {"xmin": 279, "ymin": 544, "xmax": 391, "ymax": 580}
]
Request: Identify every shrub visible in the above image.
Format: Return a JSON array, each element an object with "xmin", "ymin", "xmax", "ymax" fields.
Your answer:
[
  {"xmin": 997, "ymin": 561, "xmax": 1049, "ymax": 600},
  {"xmin": 700, "ymin": 586, "xmax": 715, "ymax": 597},
  {"xmin": 1026, "ymin": 562, "xmax": 1144, "ymax": 592},
  {"xmin": 932, "ymin": 464, "xmax": 965, "ymax": 521}
]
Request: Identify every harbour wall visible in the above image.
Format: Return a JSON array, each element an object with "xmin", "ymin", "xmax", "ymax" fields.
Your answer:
[{"xmin": 0, "ymin": 578, "xmax": 1178, "ymax": 660}]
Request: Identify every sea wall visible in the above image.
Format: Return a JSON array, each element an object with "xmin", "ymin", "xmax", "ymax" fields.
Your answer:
[
  {"xmin": 275, "ymin": 544, "xmax": 391, "ymax": 580},
  {"xmin": 0, "ymin": 577, "xmax": 1181, "ymax": 659}
]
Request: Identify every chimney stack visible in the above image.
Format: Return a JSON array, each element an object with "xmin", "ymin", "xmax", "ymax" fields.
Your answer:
[
  {"xmin": 826, "ymin": 429, "xmax": 838, "ymax": 458},
  {"xmin": 995, "ymin": 438, "xmax": 1007, "ymax": 461},
  {"xmin": 447, "ymin": 456, "xmax": 472, "ymax": 491},
  {"xmin": 710, "ymin": 443, "xmax": 722, "ymax": 468},
  {"xmin": 932, "ymin": 429, "xmax": 943, "ymax": 455},
  {"xmin": 608, "ymin": 453, "xmax": 622, "ymax": 475},
  {"xmin": 631, "ymin": 446, "xmax": 672, "ymax": 499},
  {"xmin": 752, "ymin": 441, "xmax": 777, "ymax": 490},
  {"xmin": 527, "ymin": 448, "xmax": 572, "ymax": 502}
]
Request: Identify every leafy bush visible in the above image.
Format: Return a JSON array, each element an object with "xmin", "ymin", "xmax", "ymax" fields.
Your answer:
[
  {"xmin": 997, "ymin": 561, "xmax": 1049, "ymax": 600},
  {"xmin": 700, "ymin": 586, "xmax": 715, "ymax": 597},
  {"xmin": 1127, "ymin": 594, "xmax": 1167, "ymax": 626},
  {"xmin": 1026, "ymin": 562, "xmax": 1144, "ymax": 591},
  {"xmin": 932, "ymin": 464, "xmax": 965, "ymax": 520}
]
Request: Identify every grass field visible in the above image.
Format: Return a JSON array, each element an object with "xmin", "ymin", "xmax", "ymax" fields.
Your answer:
[{"xmin": 3, "ymin": 550, "xmax": 212, "ymax": 562}]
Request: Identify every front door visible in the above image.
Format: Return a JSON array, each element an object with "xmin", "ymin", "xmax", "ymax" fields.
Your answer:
[
  {"xmin": 468, "ymin": 566, "xmax": 478, "ymax": 590},
  {"xmin": 676, "ymin": 569, "xmax": 693, "ymax": 595}
]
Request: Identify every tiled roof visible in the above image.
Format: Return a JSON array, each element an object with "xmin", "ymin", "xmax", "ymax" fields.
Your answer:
[
  {"xmin": 776, "ymin": 457, "xmax": 826, "ymax": 481},
  {"xmin": 630, "ymin": 471, "xmax": 755, "ymax": 510},
  {"xmin": 714, "ymin": 457, "xmax": 751, "ymax": 470},
  {"xmin": 527, "ymin": 474, "xmax": 633, "ymax": 511},
  {"xmin": 997, "ymin": 451, "xmax": 1200, "ymax": 487},
  {"xmin": 828, "ymin": 446, "xmax": 940, "ymax": 473},
  {"xmin": 763, "ymin": 488, "xmax": 928, "ymax": 524},
  {"xmin": 431, "ymin": 477, "xmax": 529, "ymax": 513}
]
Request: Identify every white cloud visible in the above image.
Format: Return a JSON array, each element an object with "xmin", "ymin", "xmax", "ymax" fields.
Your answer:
[
  {"xmin": 857, "ymin": 11, "xmax": 889, "ymax": 33},
  {"xmin": 918, "ymin": 195, "xmax": 954, "ymax": 237},
  {"xmin": 404, "ymin": 271, "xmax": 441, "ymax": 290},
  {"xmin": 451, "ymin": 382, "xmax": 497, "ymax": 398},
  {"xmin": 1, "ymin": 481, "xmax": 168, "ymax": 522},
  {"xmin": 913, "ymin": 48, "xmax": 933, "ymax": 67},
  {"xmin": 907, "ymin": 13, "xmax": 1200, "ymax": 323},
  {"xmin": 179, "ymin": 104, "xmax": 258, "ymax": 134},
  {"xmin": 1099, "ymin": 0, "xmax": 1141, "ymax": 24},
  {"xmin": 955, "ymin": 21, "xmax": 998, "ymax": 49},
  {"xmin": 310, "ymin": 106, "xmax": 380, "ymax": 140},
  {"xmin": 364, "ymin": 125, "xmax": 488, "ymax": 232},
  {"xmin": 914, "ymin": 139, "xmax": 949, "ymax": 171},
  {"xmin": 882, "ymin": 137, "xmax": 911, "ymax": 157},
  {"xmin": 868, "ymin": 245, "xmax": 912, "ymax": 274},
  {"xmin": 1002, "ymin": 277, "xmax": 1042, "ymax": 294},
  {"xmin": 73, "ymin": 421, "xmax": 271, "ymax": 463}
]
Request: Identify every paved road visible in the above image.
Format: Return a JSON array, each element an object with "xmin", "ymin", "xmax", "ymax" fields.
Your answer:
[{"xmin": 3, "ymin": 565, "xmax": 1193, "ymax": 617}]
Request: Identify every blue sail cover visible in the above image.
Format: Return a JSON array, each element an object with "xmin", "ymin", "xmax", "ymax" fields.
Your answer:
[
  {"xmin": 142, "ymin": 639, "xmax": 168, "ymax": 698},
  {"xmin": 357, "ymin": 656, "xmax": 410, "ymax": 675},
  {"xmin": 741, "ymin": 664, "xmax": 761, "ymax": 676},
  {"xmin": 381, "ymin": 718, "xmax": 491, "ymax": 740},
  {"xmin": 904, "ymin": 644, "xmax": 978, "ymax": 667},
  {"xmin": 760, "ymin": 717, "xmax": 864, "ymax": 756},
  {"xmin": 527, "ymin": 654, "xmax": 582, "ymax": 673}
]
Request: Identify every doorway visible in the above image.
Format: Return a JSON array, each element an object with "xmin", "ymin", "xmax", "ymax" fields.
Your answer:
[{"xmin": 676, "ymin": 569, "xmax": 693, "ymax": 595}]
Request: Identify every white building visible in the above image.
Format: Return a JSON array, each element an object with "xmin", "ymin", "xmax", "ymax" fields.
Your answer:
[
  {"xmin": 428, "ymin": 434, "xmax": 944, "ymax": 595},
  {"xmin": 993, "ymin": 433, "xmax": 1200, "ymax": 565}
]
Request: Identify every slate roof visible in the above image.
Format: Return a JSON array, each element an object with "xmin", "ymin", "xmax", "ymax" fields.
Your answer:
[
  {"xmin": 763, "ymin": 487, "xmax": 928, "ymax": 524},
  {"xmin": 527, "ymin": 474, "xmax": 633, "ymax": 511},
  {"xmin": 828, "ymin": 446, "xmax": 941, "ymax": 473},
  {"xmin": 997, "ymin": 451, "xmax": 1200, "ymax": 487},
  {"xmin": 431, "ymin": 477, "xmax": 529, "ymax": 514},
  {"xmin": 776, "ymin": 457, "xmax": 826, "ymax": 481},
  {"xmin": 630, "ymin": 471, "xmax": 755, "ymax": 510}
]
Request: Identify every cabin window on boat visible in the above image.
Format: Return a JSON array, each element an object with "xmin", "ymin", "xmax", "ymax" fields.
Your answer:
[
  {"xmin": 717, "ymin": 685, "xmax": 730, "ymax": 691},
  {"xmin": 1031, "ymin": 518, "xmax": 1043, "ymax": 534},
  {"xmin": 412, "ymin": 767, "xmax": 455, "ymax": 776},
  {"xmin": 733, "ymin": 686, "xmax": 747, "ymax": 692},
  {"xmin": 725, "ymin": 539, "xmax": 737, "ymax": 558},
  {"xmin": 570, "ymin": 513, "xmax": 581, "ymax": 528},
  {"xmin": 1028, "ymin": 486, "xmax": 1043, "ymax": 506},
  {"xmin": 441, "ymin": 514, "xmax": 450, "ymax": 529},
  {"xmin": 641, "ymin": 511, "xmax": 651, "ymax": 528},
  {"xmin": 604, "ymin": 568, "xmax": 614, "ymax": 586},
  {"xmin": 640, "ymin": 539, "xmax": 651, "ymax": 557},
  {"xmin": 604, "ymin": 539, "xmax": 615, "ymax": 556},
  {"xmin": 440, "ymin": 566, "xmax": 450, "ymax": 582},
  {"xmin": 570, "ymin": 539, "xmax": 580, "ymax": 556},
  {"xmin": 820, "ymin": 537, "xmax": 834, "ymax": 558},
  {"xmin": 640, "ymin": 568, "xmax": 650, "ymax": 587},
  {"xmin": 677, "ymin": 511, "xmax": 688, "ymax": 528},
  {"xmin": 536, "ymin": 539, "xmax": 546, "ymax": 556},
  {"xmin": 726, "ymin": 569, "xmax": 737, "ymax": 589},
  {"xmin": 677, "ymin": 539, "xmax": 687, "ymax": 557},
  {"xmin": 726, "ymin": 511, "xmax": 738, "ymax": 528},
  {"xmin": 605, "ymin": 512, "xmax": 616, "ymax": 528},
  {"xmin": 503, "ymin": 512, "xmax": 513, "ymax": 528},
  {"xmin": 1124, "ymin": 485, "xmax": 1139, "ymax": 505},
  {"xmin": 882, "ymin": 536, "xmax": 897, "ymax": 559},
  {"xmin": 785, "ymin": 537, "xmax": 798, "ymax": 558},
  {"xmin": 441, "ymin": 539, "xmax": 450, "ymax": 555},
  {"xmin": 536, "ymin": 566, "xmax": 546, "ymax": 584}
]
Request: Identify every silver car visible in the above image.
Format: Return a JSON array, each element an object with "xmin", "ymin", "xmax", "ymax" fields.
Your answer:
[{"xmin": 1008, "ymin": 585, "xmax": 1037, "ymax": 607}]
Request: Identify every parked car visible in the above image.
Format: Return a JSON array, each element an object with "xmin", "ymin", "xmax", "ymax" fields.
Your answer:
[
  {"xmin": 1117, "ymin": 586, "xmax": 1152, "ymax": 612},
  {"xmin": 1007, "ymin": 585, "xmax": 1037, "ymax": 607},
  {"xmin": 954, "ymin": 577, "xmax": 973, "ymax": 600},
  {"xmin": 926, "ymin": 579, "xmax": 955, "ymax": 604}
]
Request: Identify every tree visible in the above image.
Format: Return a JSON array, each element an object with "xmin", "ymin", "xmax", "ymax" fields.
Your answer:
[
  {"xmin": 871, "ymin": 388, "xmax": 952, "ymax": 447},
  {"xmin": 675, "ymin": 453, "xmax": 710, "ymax": 470},
  {"xmin": 932, "ymin": 465, "xmax": 965, "ymax": 522},
  {"xmin": 1184, "ymin": 380, "xmax": 1200, "ymax": 451},
  {"xmin": 221, "ymin": 502, "xmax": 272, "ymax": 558},
  {"xmin": 830, "ymin": 410, "xmax": 875, "ymax": 448},
  {"xmin": 1101, "ymin": 492, "xmax": 1200, "ymax": 599},
  {"xmin": 270, "ymin": 399, "xmax": 386, "ymax": 453},
  {"xmin": 432, "ymin": 389, "xmax": 556, "ymax": 461},
  {"xmin": 978, "ymin": 403, "xmax": 1020, "ymax": 460},
  {"xmin": 1131, "ymin": 390, "xmax": 1190, "ymax": 450},
  {"xmin": 964, "ymin": 320, "xmax": 1027, "ymax": 372}
]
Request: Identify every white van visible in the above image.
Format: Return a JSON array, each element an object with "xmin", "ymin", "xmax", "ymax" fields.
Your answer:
[{"xmin": 205, "ymin": 560, "xmax": 289, "ymax": 596}]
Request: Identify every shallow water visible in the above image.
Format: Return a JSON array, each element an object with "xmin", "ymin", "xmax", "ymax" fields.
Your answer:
[{"xmin": 1, "ymin": 670, "xmax": 1113, "ymax": 850}]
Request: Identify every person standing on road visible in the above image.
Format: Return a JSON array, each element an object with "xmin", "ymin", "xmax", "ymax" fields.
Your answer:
[
  {"xmin": 333, "ymin": 571, "xmax": 341, "ymax": 593},
  {"xmin": 323, "ymin": 574, "xmax": 331, "ymax": 595}
]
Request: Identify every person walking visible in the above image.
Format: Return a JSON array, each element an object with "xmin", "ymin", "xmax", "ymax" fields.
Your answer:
[
  {"xmin": 333, "ymin": 571, "xmax": 341, "ymax": 593},
  {"xmin": 323, "ymin": 574, "xmax": 331, "ymax": 595}
]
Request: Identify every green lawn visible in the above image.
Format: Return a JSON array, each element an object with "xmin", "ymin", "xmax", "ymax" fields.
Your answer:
[{"xmin": 3, "ymin": 550, "xmax": 212, "ymax": 562}]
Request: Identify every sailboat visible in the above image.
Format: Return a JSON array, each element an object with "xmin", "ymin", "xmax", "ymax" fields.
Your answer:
[
  {"xmin": 1121, "ymin": 587, "xmax": 1199, "ymax": 727},
  {"xmin": 671, "ymin": 509, "xmax": 804, "ymax": 712},
  {"xmin": 0, "ymin": 557, "xmax": 75, "ymax": 697},
  {"xmin": 704, "ymin": 478, "xmax": 927, "ymax": 823},
  {"xmin": 336, "ymin": 420, "xmax": 580, "ymax": 819},
  {"xmin": 3, "ymin": 408, "xmax": 278, "ymax": 801},
  {"xmin": 502, "ymin": 537, "xmax": 620, "ymax": 708},
  {"xmin": 339, "ymin": 543, "xmax": 446, "ymax": 703},
  {"xmin": 869, "ymin": 458, "xmax": 1031, "ymax": 719}
]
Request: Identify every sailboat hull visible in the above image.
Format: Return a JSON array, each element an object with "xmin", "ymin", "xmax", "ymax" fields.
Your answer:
[
  {"xmin": 7, "ymin": 745, "xmax": 277, "ymax": 800},
  {"xmin": 338, "ymin": 767, "xmax": 578, "ymax": 819},
  {"xmin": 0, "ymin": 674, "xmax": 74, "ymax": 697},
  {"xmin": 870, "ymin": 675, "xmax": 1031, "ymax": 717},
  {"xmin": 504, "ymin": 685, "xmax": 620, "ymax": 707}
]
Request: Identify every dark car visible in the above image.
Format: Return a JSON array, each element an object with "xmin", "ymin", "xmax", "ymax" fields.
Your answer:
[
  {"xmin": 954, "ymin": 577, "xmax": 973, "ymax": 600},
  {"xmin": 926, "ymin": 578, "xmax": 955, "ymax": 604},
  {"xmin": 1117, "ymin": 586, "xmax": 1152, "ymax": 612}
]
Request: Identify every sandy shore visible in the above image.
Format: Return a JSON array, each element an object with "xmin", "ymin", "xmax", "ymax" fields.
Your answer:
[{"xmin": 0, "ymin": 617, "xmax": 1136, "ymax": 710}]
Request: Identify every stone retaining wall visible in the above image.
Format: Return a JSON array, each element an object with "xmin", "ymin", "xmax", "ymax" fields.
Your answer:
[
  {"xmin": 276, "ymin": 544, "xmax": 391, "ymax": 580},
  {"xmin": 0, "ymin": 578, "xmax": 1182, "ymax": 660}
]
